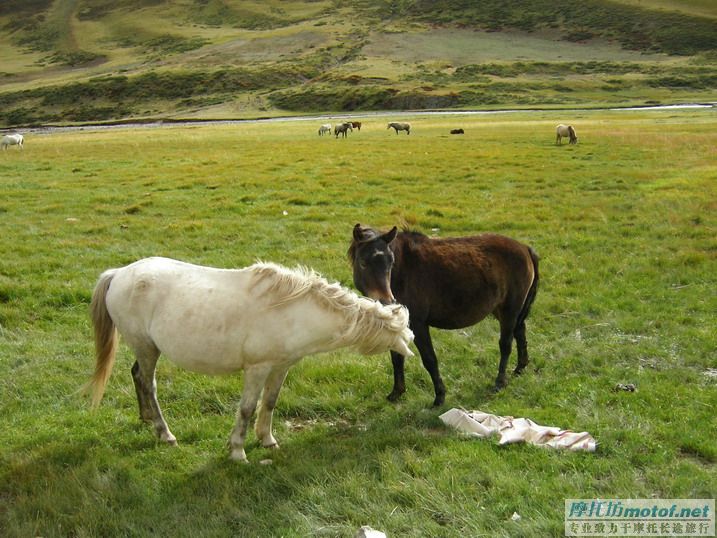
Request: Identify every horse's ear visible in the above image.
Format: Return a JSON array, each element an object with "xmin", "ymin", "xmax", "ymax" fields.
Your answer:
[
  {"xmin": 382, "ymin": 226, "xmax": 398, "ymax": 244},
  {"xmin": 353, "ymin": 223, "xmax": 365, "ymax": 242}
]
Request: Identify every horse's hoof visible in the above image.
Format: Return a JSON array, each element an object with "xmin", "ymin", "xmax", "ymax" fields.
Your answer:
[
  {"xmin": 230, "ymin": 449, "xmax": 249, "ymax": 463},
  {"xmin": 263, "ymin": 442, "xmax": 280, "ymax": 450},
  {"xmin": 513, "ymin": 366, "xmax": 526, "ymax": 376},
  {"xmin": 161, "ymin": 433, "xmax": 178, "ymax": 446},
  {"xmin": 432, "ymin": 393, "xmax": 446, "ymax": 407},
  {"xmin": 387, "ymin": 391, "xmax": 404, "ymax": 403}
]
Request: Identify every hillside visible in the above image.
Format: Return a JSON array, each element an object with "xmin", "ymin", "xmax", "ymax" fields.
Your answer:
[{"xmin": 0, "ymin": 0, "xmax": 715, "ymax": 126}]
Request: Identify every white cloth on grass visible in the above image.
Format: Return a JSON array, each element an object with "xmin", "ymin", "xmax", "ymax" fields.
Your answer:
[{"xmin": 439, "ymin": 408, "xmax": 596, "ymax": 452}]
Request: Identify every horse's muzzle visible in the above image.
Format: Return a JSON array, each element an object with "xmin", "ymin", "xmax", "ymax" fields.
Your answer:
[
  {"xmin": 365, "ymin": 288, "xmax": 395, "ymax": 305},
  {"xmin": 376, "ymin": 292, "xmax": 396, "ymax": 306}
]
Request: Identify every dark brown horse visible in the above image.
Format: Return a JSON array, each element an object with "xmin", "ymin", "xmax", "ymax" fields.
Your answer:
[
  {"xmin": 387, "ymin": 122, "xmax": 410, "ymax": 135},
  {"xmin": 348, "ymin": 224, "xmax": 539, "ymax": 406},
  {"xmin": 335, "ymin": 123, "xmax": 353, "ymax": 138},
  {"xmin": 350, "ymin": 121, "xmax": 362, "ymax": 131}
]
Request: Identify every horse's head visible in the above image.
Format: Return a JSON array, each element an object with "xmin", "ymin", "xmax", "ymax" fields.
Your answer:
[
  {"xmin": 348, "ymin": 223, "xmax": 398, "ymax": 305},
  {"xmin": 569, "ymin": 126, "xmax": 578, "ymax": 144}
]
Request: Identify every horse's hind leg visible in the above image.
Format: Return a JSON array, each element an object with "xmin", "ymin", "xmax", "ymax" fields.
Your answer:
[
  {"xmin": 495, "ymin": 295, "xmax": 526, "ymax": 390},
  {"xmin": 513, "ymin": 319, "xmax": 529, "ymax": 375},
  {"xmin": 129, "ymin": 341, "xmax": 176, "ymax": 445},
  {"xmin": 495, "ymin": 322, "xmax": 514, "ymax": 390},
  {"xmin": 131, "ymin": 361, "xmax": 153, "ymax": 422},
  {"xmin": 254, "ymin": 365, "xmax": 290, "ymax": 449}
]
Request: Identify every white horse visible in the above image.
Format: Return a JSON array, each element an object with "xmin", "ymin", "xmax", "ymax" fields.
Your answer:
[
  {"xmin": 388, "ymin": 122, "xmax": 411, "ymax": 135},
  {"xmin": 86, "ymin": 257, "xmax": 413, "ymax": 462},
  {"xmin": 1, "ymin": 133, "xmax": 24, "ymax": 150},
  {"xmin": 556, "ymin": 124, "xmax": 578, "ymax": 145},
  {"xmin": 318, "ymin": 124, "xmax": 332, "ymax": 136}
]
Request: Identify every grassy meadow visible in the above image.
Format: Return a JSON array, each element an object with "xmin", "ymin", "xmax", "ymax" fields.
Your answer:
[{"xmin": 0, "ymin": 110, "xmax": 715, "ymax": 537}]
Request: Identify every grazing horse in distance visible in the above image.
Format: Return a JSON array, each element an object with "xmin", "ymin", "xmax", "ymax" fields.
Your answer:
[
  {"xmin": 450, "ymin": 129, "xmax": 464, "ymax": 135},
  {"xmin": 388, "ymin": 122, "xmax": 410, "ymax": 135},
  {"xmin": 86, "ymin": 257, "xmax": 413, "ymax": 462},
  {"xmin": 1, "ymin": 133, "xmax": 24, "ymax": 150},
  {"xmin": 350, "ymin": 121, "xmax": 362, "ymax": 131},
  {"xmin": 335, "ymin": 122, "xmax": 353, "ymax": 138},
  {"xmin": 556, "ymin": 124, "xmax": 578, "ymax": 145},
  {"xmin": 349, "ymin": 224, "xmax": 539, "ymax": 407},
  {"xmin": 318, "ymin": 124, "xmax": 332, "ymax": 136}
]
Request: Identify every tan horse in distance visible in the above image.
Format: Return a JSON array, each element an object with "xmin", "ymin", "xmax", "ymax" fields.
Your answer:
[{"xmin": 556, "ymin": 124, "xmax": 578, "ymax": 145}]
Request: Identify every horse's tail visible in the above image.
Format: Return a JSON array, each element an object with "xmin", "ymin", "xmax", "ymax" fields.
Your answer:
[
  {"xmin": 85, "ymin": 269, "xmax": 119, "ymax": 408},
  {"xmin": 517, "ymin": 247, "xmax": 540, "ymax": 328}
]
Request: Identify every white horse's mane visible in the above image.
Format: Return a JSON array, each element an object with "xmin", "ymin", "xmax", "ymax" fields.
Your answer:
[{"xmin": 250, "ymin": 262, "xmax": 410, "ymax": 355}]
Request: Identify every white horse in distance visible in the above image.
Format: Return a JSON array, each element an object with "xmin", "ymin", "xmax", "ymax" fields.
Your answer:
[
  {"xmin": 1, "ymin": 133, "xmax": 24, "ymax": 150},
  {"xmin": 86, "ymin": 257, "xmax": 414, "ymax": 462},
  {"xmin": 318, "ymin": 124, "xmax": 332, "ymax": 136}
]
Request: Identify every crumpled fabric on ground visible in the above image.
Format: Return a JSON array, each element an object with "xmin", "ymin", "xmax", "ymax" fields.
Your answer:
[{"xmin": 439, "ymin": 408, "xmax": 597, "ymax": 452}]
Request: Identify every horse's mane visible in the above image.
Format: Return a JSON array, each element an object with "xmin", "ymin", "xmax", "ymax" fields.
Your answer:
[
  {"xmin": 399, "ymin": 227, "xmax": 428, "ymax": 242},
  {"xmin": 250, "ymin": 262, "xmax": 410, "ymax": 354}
]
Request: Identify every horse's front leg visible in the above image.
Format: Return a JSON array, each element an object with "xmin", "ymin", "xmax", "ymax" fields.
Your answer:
[
  {"xmin": 254, "ymin": 365, "xmax": 290, "ymax": 450},
  {"xmin": 412, "ymin": 323, "xmax": 446, "ymax": 407},
  {"xmin": 387, "ymin": 350, "xmax": 406, "ymax": 402},
  {"xmin": 229, "ymin": 365, "xmax": 271, "ymax": 462}
]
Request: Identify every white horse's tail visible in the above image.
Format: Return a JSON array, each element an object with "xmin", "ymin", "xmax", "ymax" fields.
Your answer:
[{"xmin": 85, "ymin": 269, "xmax": 119, "ymax": 407}]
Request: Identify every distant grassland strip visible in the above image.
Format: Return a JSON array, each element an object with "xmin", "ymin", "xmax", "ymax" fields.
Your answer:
[
  {"xmin": 2, "ymin": 59, "xmax": 715, "ymax": 126},
  {"xmin": 0, "ymin": 0, "xmax": 715, "ymax": 125},
  {"xmin": 610, "ymin": 0, "xmax": 716, "ymax": 19},
  {"xmin": 358, "ymin": 0, "xmax": 717, "ymax": 54},
  {"xmin": 0, "ymin": 64, "xmax": 319, "ymax": 125}
]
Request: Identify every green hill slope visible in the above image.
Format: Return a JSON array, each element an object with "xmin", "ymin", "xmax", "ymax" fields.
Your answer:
[{"xmin": 0, "ymin": 0, "xmax": 715, "ymax": 126}]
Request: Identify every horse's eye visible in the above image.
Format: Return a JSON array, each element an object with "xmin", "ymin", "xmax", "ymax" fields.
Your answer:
[{"xmin": 358, "ymin": 260, "xmax": 367, "ymax": 269}]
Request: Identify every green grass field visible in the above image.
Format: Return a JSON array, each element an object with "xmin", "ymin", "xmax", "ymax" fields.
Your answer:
[{"xmin": 0, "ymin": 110, "xmax": 715, "ymax": 537}]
